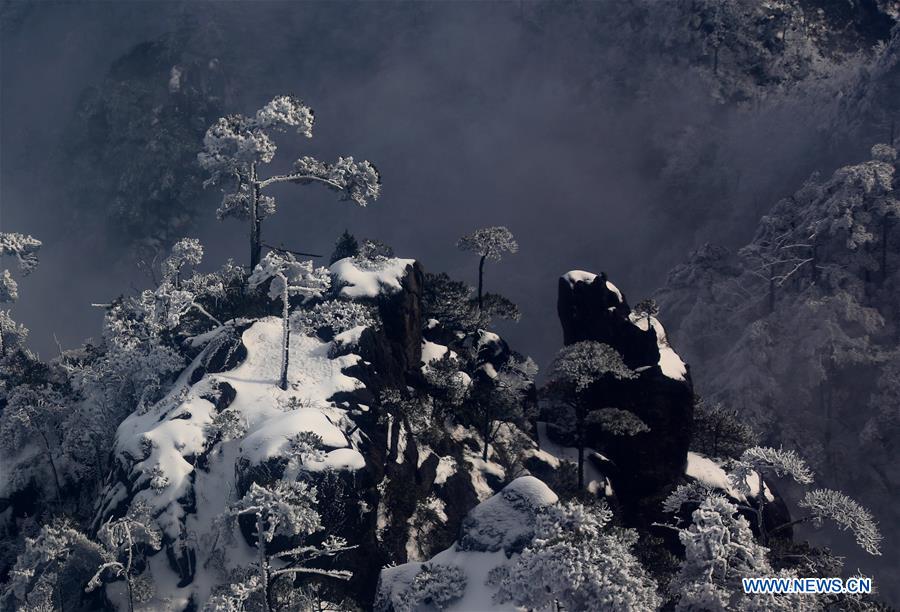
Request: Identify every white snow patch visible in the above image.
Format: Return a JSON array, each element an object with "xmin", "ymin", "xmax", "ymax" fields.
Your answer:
[
  {"xmin": 421, "ymin": 340, "xmax": 455, "ymax": 365},
  {"xmin": 332, "ymin": 324, "xmax": 367, "ymax": 350},
  {"xmin": 475, "ymin": 330, "xmax": 501, "ymax": 348},
  {"xmin": 686, "ymin": 451, "xmax": 773, "ymax": 502},
  {"xmin": 562, "ymin": 270, "xmax": 597, "ymax": 286},
  {"xmin": 605, "ymin": 280, "xmax": 623, "ymax": 302},
  {"xmin": 434, "ymin": 456, "xmax": 458, "ymax": 485},
  {"xmin": 319, "ymin": 447, "xmax": 366, "ymax": 471},
  {"xmin": 537, "ymin": 421, "xmax": 613, "ymax": 495},
  {"xmin": 629, "ymin": 313, "xmax": 687, "ymax": 381},
  {"xmin": 240, "ymin": 409, "xmax": 349, "ymax": 463},
  {"xmin": 330, "ymin": 257, "xmax": 415, "ymax": 299},
  {"xmin": 479, "ymin": 362, "xmax": 498, "ymax": 378},
  {"xmin": 110, "ymin": 318, "xmax": 369, "ymax": 605}
]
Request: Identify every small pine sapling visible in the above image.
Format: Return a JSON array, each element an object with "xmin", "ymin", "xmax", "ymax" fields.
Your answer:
[{"xmin": 456, "ymin": 226, "xmax": 518, "ymax": 309}]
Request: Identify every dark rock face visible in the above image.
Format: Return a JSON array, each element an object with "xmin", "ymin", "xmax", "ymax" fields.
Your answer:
[
  {"xmin": 555, "ymin": 272, "xmax": 694, "ymax": 522},
  {"xmin": 353, "ymin": 261, "xmax": 426, "ymax": 392},
  {"xmin": 327, "ymin": 261, "xmax": 487, "ymax": 604},
  {"xmin": 557, "ymin": 273, "xmax": 659, "ymax": 369}
]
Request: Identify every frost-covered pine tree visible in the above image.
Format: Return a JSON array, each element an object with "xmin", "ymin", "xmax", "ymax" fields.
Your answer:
[
  {"xmin": 389, "ymin": 564, "xmax": 468, "ymax": 612},
  {"xmin": 2, "ymin": 520, "xmax": 102, "ymax": 612},
  {"xmin": 0, "ymin": 385, "xmax": 68, "ymax": 503},
  {"xmin": 727, "ymin": 446, "xmax": 814, "ymax": 545},
  {"xmin": 667, "ymin": 494, "xmax": 816, "ymax": 612},
  {"xmin": 796, "ymin": 489, "xmax": 883, "ymax": 556},
  {"xmin": 248, "ymin": 250, "xmax": 331, "ymax": 389},
  {"xmin": 543, "ymin": 341, "xmax": 637, "ymax": 488},
  {"xmin": 87, "ymin": 504, "xmax": 162, "ymax": 612},
  {"xmin": 292, "ymin": 299, "xmax": 376, "ymax": 340},
  {"xmin": 223, "ymin": 480, "xmax": 355, "ymax": 612},
  {"xmin": 493, "ymin": 500, "xmax": 661, "ymax": 611},
  {"xmin": 0, "ymin": 231, "xmax": 41, "ymax": 356},
  {"xmin": 456, "ymin": 226, "xmax": 518, "ymax": 309},
  {"xmin": 664, "ymin": 446, "xmax": 882, "ymax": 558},
  {"xmin": 198, "ymin": 95, "xmax": 381, "ymax": 270}
]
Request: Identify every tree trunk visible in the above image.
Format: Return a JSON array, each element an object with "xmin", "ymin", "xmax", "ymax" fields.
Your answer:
[
  {"xmin": 257, "ymin": 514, "xmax": 270, "ymax": 612},
  {"xmin": 482, "ymin": 408, "xmax": 491, "ymax": 462},
  {"xmin": 576, "ymin": 407, "xmax": 586, "ymax": 490},
  {"xmin": 577, "ymin": 441, "xmax": 585, "ymax": 491},
  {"xmin": 250, "ymin": 163, "xmax": 262, "ymax": 271},
  {"xmin": 124, "ymin": 576, "xmax": 134, "ymax": 612},
  {"xmin": 279, "ymin": 276, "xmax": 290, "ymax": 391},
  {"xmin": 477, "ymin": 255, "xmax": 486, "ymax": 310},
  {"xmin": 811, "ymin": 242, "xmax": 818, "ymax": 283},
  {"xmin": 39, "ymin": 430, "xmax": 63, "ymax": 504},
  {"xmin": 756, "ymin": 476, "xmax": 768, "ymax": 545},
  {"xmin": 882, "ymin": 217, "xmax": 890, "ymax": 282}
]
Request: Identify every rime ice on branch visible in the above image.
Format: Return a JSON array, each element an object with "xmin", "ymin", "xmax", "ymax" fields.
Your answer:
[{"xmin": 198, "ymin": 96, "xmax": 381, "ymax": 270}]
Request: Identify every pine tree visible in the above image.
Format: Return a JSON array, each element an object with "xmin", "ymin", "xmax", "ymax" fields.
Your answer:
[
  {"xmin": 198, "ymin": 96, "xmax": 381, "ymax": 270},
  {"xmin": 329, "ymin": 230, "xmax": 359, "ymax": 264},
  {"xmin": 494, "ymin": 500, "xmax": 661, "ymax": 611},
  {"xmin": 668, "ymin": 494, "xmax": 815, "ymax": 612},
  {"xmin": 543, "ymin": 341, "xmax": 638, "ymax": 489},
  {"xmin": 0, "ymin": 385, "xmax": 68, "ymax": 503},
  {"xmin": 3, "ymin": 520, "xmax": 102, "ymax": 612},
  {"xmin": 87, "ymin": 504, "xmax": 162, "ymax": 612},
  {"xmin": 224, "ymin": 481, "xmax": 355, "ymax": 612},
  {"xmin": 392, "ymin": 564, "xmax": 467, "ymax": 612},
  {"xmin": 456, "ymin": 226, "xmax": 518, "ymax": 310},
  {"xmin": 690, "ymin": 399, "xmax": 757, "ymax": 459},
  {"xmin": 0, "ymin": 231, "xmax": 41, "ymax": 356},
  {"xmin": 248, "ymin": 250, "xmax": 331, "ymax": 389}
]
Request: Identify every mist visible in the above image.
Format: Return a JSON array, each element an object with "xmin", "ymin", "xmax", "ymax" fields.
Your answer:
[{"xmin": 1, "ymin": 0, "xmax": 859, "ymax": 367}]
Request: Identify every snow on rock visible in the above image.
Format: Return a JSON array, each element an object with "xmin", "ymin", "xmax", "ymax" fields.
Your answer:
[
  {"xmin": 421, "ymin": 339, "xmax": 456, "ymax": 367},
  {"xmin": 560, "ymin": 271, "xmax": 623, "ymax": 304},
  {"xmin": 561, "ymin": 269, "xmax": 597, "ymax": 287},
  {"xmin": 330, "ymin": 256, "xmax": 416, "ymax": 299},
  {"xmin": 377, "ymin": 477, "xmax": 558, "ymax": 612},
  {"xmin": 629, "ymin": 312, "xmax": 687, "ymax": 381},
  {"xmin": 107, "ymin": 317, "xmax": 370, "ymax": 604},
  {"xmin": 434, "ymin": 456, "xmax": 458, "ymax": 485},
  {"xmin": 605, "ymin": 280, "xmax": 623, "ymax": 302},
  {"xmin": 332, "ymin": 324, "xmax": 368, "ymax": 352},
  {"xmin": 240, "ymin": 409, "xmax": 350, "ymax": 462},
  {"xmin": 686, "ymin": 451, "xmax": 773, "ymax": 503},
  {"xmin": 536, "ymin": 421, "xmax": 612, "ymax": 495},
  {"xmin": 459, "ymin": 475, "xmax": 557, "ymax": 554}
]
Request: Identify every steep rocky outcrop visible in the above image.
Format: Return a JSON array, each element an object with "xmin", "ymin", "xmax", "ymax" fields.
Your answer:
[{"xmin": 554, "ymin": 270, "xmax": 694, "ymax": 521}]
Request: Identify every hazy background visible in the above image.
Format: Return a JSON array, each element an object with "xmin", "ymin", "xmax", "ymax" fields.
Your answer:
[
  {"xmin": 3, "ymin": 0, "xmax": 898, "ymax": 602},
  {"xmin": 0, "ymin": 0, "xmax": 872, "ymax": 366}
]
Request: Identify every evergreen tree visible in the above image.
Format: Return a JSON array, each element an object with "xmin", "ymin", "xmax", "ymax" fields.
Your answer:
[
  {"xmin": 248, "ymin": 250, "xmax": 331, "ymax": 390},
  {"xmin": 456, "ymin": 226, "xmax": 518, "ymax": 310},
  {"xmin": 222, "ymin": 481, "xmax": 355, "ymax": 612},
  {"xmin": 87, "ymin": 504, "xmax": 162, "ymax": 612},
  {"xmin": 494, "ymin": 501, "xmax": 661, "ymax": 611},
  {"xmin": 0, "ymin": 231, "xmax": 41, "ymax": 356},
  {"xmin": 199, "ymin": 96, "xmax": 381, "ymax": 270},
  {"xmin": 543, "ymin": 341, "xmax": 638, "ymax": 489},
  {"xmin": 329, "ymin": 230, "xmax": 359, "ymax": 264}
]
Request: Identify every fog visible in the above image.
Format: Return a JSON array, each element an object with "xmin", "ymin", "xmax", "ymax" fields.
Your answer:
[{"xmin": 1, "ymin": 0, "xmax": 854, "ymax": 366}]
